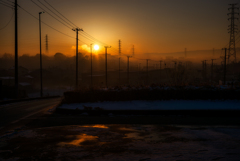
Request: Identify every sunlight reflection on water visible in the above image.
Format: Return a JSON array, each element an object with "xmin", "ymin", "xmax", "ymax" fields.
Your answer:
[
  {"xmin": 81, "ymin": 125, "xmax": 109, "ymax": 129},
  {"xmin": 59, "ymin": 125, "xmax": 109, "ymax": 146},
  {"xmin": 59, "ymin": 134, "xmax": 103, "ymax": 146},
  {"xmin": 59, "ymin": 124, "xmax": 163, "ymax": 147}
]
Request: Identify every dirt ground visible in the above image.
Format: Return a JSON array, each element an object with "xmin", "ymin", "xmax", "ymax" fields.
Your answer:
[{"xmin": 1, "ymin": 124, "xmax": 240, "ymax": 161}]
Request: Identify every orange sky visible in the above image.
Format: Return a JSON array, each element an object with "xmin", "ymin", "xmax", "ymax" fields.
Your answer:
[{"xmin": 0, "ymin": 0, "xmax": 239, "ymax": 59}]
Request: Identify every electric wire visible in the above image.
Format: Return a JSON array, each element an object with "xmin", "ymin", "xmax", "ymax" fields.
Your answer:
[
  {"xmin": 39, "ymin": 0, "xmax": 114, "ymax": 48},
  {"xmin": 37, "ymin": 0, "xmax": 75, "ymax": 29},
  {"xmin": 81, "ymin": 31, "xmax": 109, "ymax": 46},
  {"xmin": 0, "ymin": 0, "xmax": 13, "ymax": 6},
  {"xmin": 41, "ymin": 0, "xmax": 110, "ymax": 47},
  {"xmin": 30, "ymin": 0, "xmax": 73, "ymax": 29},
  {"xmin": 0, "ymin": 1, "xmax": 13, "ymax": 8},
  {"xmin": 18, "ymin": 5, "xmax": 77, "ymax": 40},
  {"xmin": 43, "ymin": 0, "xmax": 78, "ymax": 28},
  {"xmin": 19, "ymin": 4, "xmax": 89, "ymax": 45},
  {"xmin": 2, "ymin": 0, "xmax": 13, "ymax": 3},
  {"xmin": 0, "ymin": 11, "xmax": 14, "ymax": 30}
]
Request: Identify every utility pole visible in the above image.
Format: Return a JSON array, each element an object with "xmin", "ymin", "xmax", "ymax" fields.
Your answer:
[
  {"xmin": 222, "ymin": 48, "xmax": 227, "ymax": 85},
  {"xmin": 159, "ymin": 60, "xmax": 162, "ymax": 82},
  {"xmin": 45, "ymin": 34, "xmax": 48, "ymax": 54},
  {"xmin": 118, "ymin": 40, "xmax": 121, "ymax": 56},
  {"xmin": 105, "ymin": 46, "xmax": 111, "ymax": 87},
  {"xmin": 146, "ymin": 59, "xmax": 150, "ymax": 85},
  {"xmin": 132, "ymin": 45, "xmax": 134, "ymax": 56},
  {"xmin": 14, "ymin": 0, "xmax": 18, "ymax": 98},
  {"xmin": 185, "ymin": 48, "xmax": 187, "ymax": 57},
  {"xmin": 213, "ymin": 48, "xmax": 214, "ymax": 56},
  {"xmin": 72, "ymin": 28, "xmax": 83, "ymax": 89},
  {"xmin": 127, "ymin": 56, "xmax": 132, "ymax": 84},
  {"xmin": 228, "ymin": 3, "xmax": 239, "ymax": 63},
  {"xmin": 39, "ymin": 11, "xmax": 44, "ymax": 97}
]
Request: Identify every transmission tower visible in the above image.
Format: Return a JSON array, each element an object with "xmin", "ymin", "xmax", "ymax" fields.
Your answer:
[
  {"xmin": 118, "ymin": 39, "xmax": 121, "ymax": 55},
  {"xmin": 228, "ymin": 3, "xmax": 239, "ymax": 63}
]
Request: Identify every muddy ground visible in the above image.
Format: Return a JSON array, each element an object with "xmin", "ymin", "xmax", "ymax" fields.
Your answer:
[{"xmin": 1, "ymin": 117, "xmax": 240, "ymax": 161}]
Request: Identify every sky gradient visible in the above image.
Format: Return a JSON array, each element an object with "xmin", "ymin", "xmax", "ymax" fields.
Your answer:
[{"xmin": 0, "ymin": 0, "xmax": 239, "ymax": 57}]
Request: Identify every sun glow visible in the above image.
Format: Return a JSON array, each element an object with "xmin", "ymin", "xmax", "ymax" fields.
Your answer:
[{"xmin": 94, "ymin": 45, "xmax": 99, "ymax": 50}]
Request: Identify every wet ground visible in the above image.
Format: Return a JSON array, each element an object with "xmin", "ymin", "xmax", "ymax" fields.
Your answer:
[
  {"xmin": 1, "ymin": 124, "xmax": 240, "ymax": 161},
  {"xmin": 1, "ymin": 98, "xmax": 240, "ymax": 160}
]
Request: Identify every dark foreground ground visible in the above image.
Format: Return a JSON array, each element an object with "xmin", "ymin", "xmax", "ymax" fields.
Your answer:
[{"xmin": 0, "ymin": 99, "xmax": 240, "ymax": 161}]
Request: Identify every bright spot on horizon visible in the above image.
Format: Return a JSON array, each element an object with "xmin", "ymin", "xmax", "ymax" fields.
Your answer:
[{"xmin": 94, "ymin": 45, "xmax": 99, "ymax": 50}]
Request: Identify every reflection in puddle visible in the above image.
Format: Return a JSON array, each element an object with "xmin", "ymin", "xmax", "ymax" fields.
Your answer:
[
  {"xmin": 81, "ymin": 125, "xmax": 109, "ymax": 129},
  {"xmin": 59, "ymin": 134, "xmax": 102, "ymax": 146},
  {"xmin": 123, "ymin": 125, "xmax": 163, "ymax": 141},
  {"xmin": 118, "ymin": 127, "xmax": 138, "ymax": 131},
  {"xmin": 125, "ymin": 132, "xmax": 163, "ymax": 141}
]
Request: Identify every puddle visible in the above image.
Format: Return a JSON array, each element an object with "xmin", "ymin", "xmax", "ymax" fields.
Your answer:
[
  {"xmin": 81, "ymin": 125, "xmax": 109, "ymax": 129},
  {"xmin": 124, "ymin": 131, "xmax": 163, "ymax": 141},
  {"xmin": 58, "ymin": 125, "xmax": 109, "ymax": 146},
  {"xmin": 122, "ymin": 125, "xmax": 164, "ymax": 141},
  {"xmin": 118, "ymin": 127, "xmax": 138, "ymax": 132},
  {"xmin": 59, "ymin": 133, "xmax": 105, "ymax": 146}
]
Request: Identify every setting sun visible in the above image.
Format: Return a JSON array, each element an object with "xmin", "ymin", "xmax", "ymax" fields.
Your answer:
[{"xmin": 94, "ymin": 45, "xmax": 99, "ymax": 50}]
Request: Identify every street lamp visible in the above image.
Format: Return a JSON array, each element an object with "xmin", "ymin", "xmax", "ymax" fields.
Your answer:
[{"xmin": 39, "ymin": 11, "xmax": 44, "ymax": 97}]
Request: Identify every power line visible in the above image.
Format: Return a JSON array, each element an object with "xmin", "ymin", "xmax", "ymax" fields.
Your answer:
[
  {"xmin": 18, "ymin": 5, "xmax": 75, "ymax": 39},
  {"xmin": 37, "ymin": 0, "xmax": 75, "ymax": 28},
  {"xmin": 81, "ymin": 31, "xmax": 109, "ymax": 46},
  {"xmin": 19, "ymin": 5, "xmax": 89, "ymax": 45},
  {"xmin": 0, "ymin": 0, "xmax": 13, "ymax": 6},
  {"xmin": 31, "ymin": 0, "xmax": 73, "ymax": 29},
  {"xmin": 38, "ymin": 0, "xmax": 112, "ymax": 47},
  {"xmin": 43, "ymin": 0, "xmax": 112, "ymax": 48},
  {"xmin": 0, "ymin": 0, "xmax": 13, "ymax": 8},
  {"xmin": 36, "ymin": 0, "xmax": 114, "ymax": 48},
  {"xmin": 43, "ymin": 0, "xmax": 78, "ymax": 28},
  {"xmin": 0, "ymin": 11, "xmax": 14, "ymax": 30}
]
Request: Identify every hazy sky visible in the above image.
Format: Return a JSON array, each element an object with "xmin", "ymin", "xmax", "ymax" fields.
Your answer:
[{"xmin": 0, "ymin": 0, "xmax": 239, "ymax": 57}]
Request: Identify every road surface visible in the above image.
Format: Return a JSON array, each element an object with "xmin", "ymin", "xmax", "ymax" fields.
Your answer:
[{"xmin": 0, "ymin": 97, "xmax": 61, "ymax": 134}]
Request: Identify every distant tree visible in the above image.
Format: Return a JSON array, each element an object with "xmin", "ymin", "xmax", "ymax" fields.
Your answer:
[
  {"xmin": 1, "ymin": 53, "xmax": 13, "ymax": 60},
  {"xmin": 0, "ymin": 53, "xmax": 14, "ymax": 69},
  {"xmin": 54, "ymin": 53, "xmax": 66, "ymax": 61}
]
